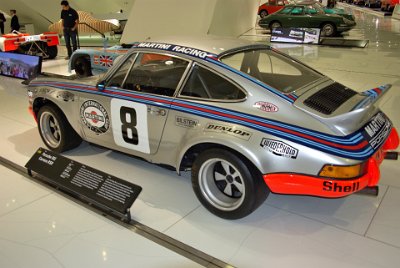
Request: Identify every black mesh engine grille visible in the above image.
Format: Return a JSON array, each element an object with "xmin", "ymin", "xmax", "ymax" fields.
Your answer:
[{"xmin": 303, "ymin": 83, "xmax": 358, "ymax": 115}]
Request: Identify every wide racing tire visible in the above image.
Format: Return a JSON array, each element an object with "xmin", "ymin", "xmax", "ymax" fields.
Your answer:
[
  {"xmin": 37, "ymin": 105, "xmax": 82, "ymax": 153},
  {"xmin": 74, "ymin": 56, "xmax": 92, "ymax": 78},
  {"xmin": 191, "ymin": 148, "xmax": 269, "ymax": 219},
  {"xmin": 46, "ymin": 45, "xmax": 58, "ymax": 59}
]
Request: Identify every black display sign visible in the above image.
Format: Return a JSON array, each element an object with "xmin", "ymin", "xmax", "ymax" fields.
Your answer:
[
  {"xmin": 271, "ymin": 28, "xmax": 321, "ymax": 44},
  {"xmin": 25, "ymin": 148, "xmax": 142, "ymax": 218}
]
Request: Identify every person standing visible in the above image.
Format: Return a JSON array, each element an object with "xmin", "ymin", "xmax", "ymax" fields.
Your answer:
[
  {"xmin": 10, "ymin": 10, "xmax": 20, "ymax": 32},
  {"xmin": 60, "ymin": 1, "xmax": 79, "ymax": 59},
  {"xmin": 0, "ymin": 11, "xmax": 6, "ymax": 35}
]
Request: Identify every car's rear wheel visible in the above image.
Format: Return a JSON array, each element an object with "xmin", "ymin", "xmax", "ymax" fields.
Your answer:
[
  {"xmin": 269, "ymin": 21, "xmax": 282, "ymax": 31},
  {"xmin": 260, "ymin": 10, "xmax": 268, "ymax": 18},
  {"xmin": 321, "ymin": 23, "xmax": 336, "ymax": 37},
  {"xmin": 191, "ymin": 148, "xmax": 269, "ymax": 219},
  {"xmin": 74, "ymin": 56, "xmax": 92, "ymax": 77},
  {"xmin": 46, "ymin": 45, "xmax": 58, "ymax": 59},
  {"xmin": 38, "ymin": 105, "xmax": 82, "ymax": 153}
]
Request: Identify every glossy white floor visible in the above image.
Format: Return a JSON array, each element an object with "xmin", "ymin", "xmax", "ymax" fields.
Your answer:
[{"xmin": 1, "ymin": 7, "xmax": 400, "ymax": 268}]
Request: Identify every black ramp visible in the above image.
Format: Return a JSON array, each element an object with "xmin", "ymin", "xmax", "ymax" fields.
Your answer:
[{"xmin": 320, "ymin": 38, "xmax": 369, "ymax": 48}]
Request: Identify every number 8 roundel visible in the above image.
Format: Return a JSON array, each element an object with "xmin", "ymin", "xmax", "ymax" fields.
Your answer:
[{"xmin": 111, "ymin": 98, "xmax": 150, "ymax": 154}]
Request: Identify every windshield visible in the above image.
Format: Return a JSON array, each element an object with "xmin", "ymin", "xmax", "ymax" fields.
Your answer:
[{"xmin": 220, "ymin": 48, "xmax": 323, "ymax": 93}]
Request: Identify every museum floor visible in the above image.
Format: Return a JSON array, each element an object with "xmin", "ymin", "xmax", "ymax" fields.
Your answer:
[{"xmin": 1, "ymin": 5, "xmax": 400, "ymax": 268}]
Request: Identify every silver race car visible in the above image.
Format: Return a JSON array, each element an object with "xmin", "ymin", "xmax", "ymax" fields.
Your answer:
[{"xmin": 27, "ymin": 37, "xmax": 399, "ymax": 219}]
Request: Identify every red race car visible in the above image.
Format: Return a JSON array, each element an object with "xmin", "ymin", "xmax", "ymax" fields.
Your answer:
[
  {"xmin": 258, "ymin": 0, "xmax": 291, "ymax": 18},
  {"xmin": 0, "ymin": 32, "xmax": 59, "ymax": 59}
]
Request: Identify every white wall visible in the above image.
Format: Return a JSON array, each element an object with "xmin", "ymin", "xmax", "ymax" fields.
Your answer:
[
  {"xmin": 0, "ymin": 0, "xmax": 136, "ymax": 34},
  {"xmin": 121, "ymin": 0, "xmax": 260, "ymax": 43}
]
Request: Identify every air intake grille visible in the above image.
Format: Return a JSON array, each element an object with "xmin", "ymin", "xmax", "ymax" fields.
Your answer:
[{"xmin": 303, "ymin": 83, "xmax": 357, "ymax": 115}]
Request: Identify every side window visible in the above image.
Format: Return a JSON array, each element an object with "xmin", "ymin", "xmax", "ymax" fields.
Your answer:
[
  {"xmin": 106, "ymin": 53, "xmax": 136, "ymax": 88},
  {"xmin": 269, "ymin": 0, "xmax": 277, "ymax": 5},
  {"xmin": 307, "ymin": 6, "xmax": 318, "ymax": 14},
  {"xmin": 291, "ymin": 7, "xmax": 304, "ymax": 15},
  {"xmin": 123, "ymin": 53, "xmax": 189, "ymax": 97},
  {"xmin": 180, "ymin": 65, "xmax": 246, "ymax": 100},
  {"xmin": 280, "ymin": 7, "xmax": 293, "ymax": 14}
]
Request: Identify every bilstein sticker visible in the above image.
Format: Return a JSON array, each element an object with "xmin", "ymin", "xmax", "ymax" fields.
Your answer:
[
  {"xmin": 176, "ymin": 116, "xmax": 198, "ymax": 128},
  {"xmin": 205, "ymin": 123, "xmax": 252, "ymax": 140},
  {"xmin": 254, "ymin": 101, "xmax": 279, "ymax": 112},
  {"xmin": 80, "ymin": 100, "xmax": 110, "ymax": 134},
  {"xmin": 260, "ymin": 138, "xmax": 298, "ymax": 159}
]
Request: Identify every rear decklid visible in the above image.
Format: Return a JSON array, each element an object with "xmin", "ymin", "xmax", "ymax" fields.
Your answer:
[{"xmin": 294, "ymin": 80, "xmax": 392, "ymax": 138}]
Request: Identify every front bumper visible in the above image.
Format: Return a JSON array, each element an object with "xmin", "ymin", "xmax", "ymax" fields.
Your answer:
[{"xmin": 263, "ymin": 127, "xmax": 399, "ymax": 198}]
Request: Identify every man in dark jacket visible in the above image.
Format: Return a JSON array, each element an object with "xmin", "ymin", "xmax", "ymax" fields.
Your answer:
[
  {"xmin": 0, "ymin": 12, "xmax": 6, "ymax": 35},
  {"xmin": 10, "ymin": 10, "xmax": 20, "ymax": 32},
  {"xmin": 60, "ymin": 1, "xmax": 79, "ymax": 59}
]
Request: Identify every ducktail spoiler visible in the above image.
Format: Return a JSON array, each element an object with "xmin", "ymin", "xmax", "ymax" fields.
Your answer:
[
  {"xmin": 352, "ymin": 84, "xmax": 392, "ymax": 111},
  {"xmin": 322, "ymin": 84, "xmax": 392, "ymax": 134}
]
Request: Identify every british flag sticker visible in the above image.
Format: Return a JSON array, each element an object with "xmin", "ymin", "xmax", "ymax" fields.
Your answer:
[{"xmin": 94, "ymin": 55, "xmax": 113, "ymax": 67}]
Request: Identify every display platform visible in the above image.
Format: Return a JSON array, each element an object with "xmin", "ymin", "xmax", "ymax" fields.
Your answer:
[
  {"xmin": 319, "ymin": 37, "xmax": 369, "ymax": 47},
  {"xmin": 1, "ymin": 6, "xmax": 400, "ymax": 268}
]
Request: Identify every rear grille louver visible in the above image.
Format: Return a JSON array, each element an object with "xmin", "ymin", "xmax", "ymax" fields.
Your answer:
[{"xmin": 303, "ymin": 83, "xmax": 357, "ymax": 115}]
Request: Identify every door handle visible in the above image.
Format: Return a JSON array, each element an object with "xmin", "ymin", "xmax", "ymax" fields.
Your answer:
[{"xmin": 148, "ymin": 107, "xmax": 166, "ymax": 116}]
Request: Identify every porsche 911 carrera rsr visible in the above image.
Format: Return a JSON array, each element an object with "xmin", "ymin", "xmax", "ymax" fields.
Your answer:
[{"xmin": 27, "ymin": 36, "xmax": 399, "ymax": 219}]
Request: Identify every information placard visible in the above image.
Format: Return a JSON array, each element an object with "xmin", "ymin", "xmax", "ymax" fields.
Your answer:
[
  {"xmin": 271, "ymin": 28, "xmax": 321, "ymax": 44},
  {"xmin": 25, "ymin": 148, "xmax": 142, "ymax": 217}
]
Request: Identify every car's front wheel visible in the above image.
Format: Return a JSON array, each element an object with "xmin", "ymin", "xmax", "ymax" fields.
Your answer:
[
  {"xmin": 37, "ymin": 105, "xmax": 82, "ymax": 153},
  {"xmin": 191, "ymin": 148, "xmax": 269, "ymax": 219},
  {"xmin": 321, "ymin": 23, "xmax": 336, "ymax": 37},
  {"xmin": 269, "ymin": 21, "xmax": 282, "ymax": 31}
]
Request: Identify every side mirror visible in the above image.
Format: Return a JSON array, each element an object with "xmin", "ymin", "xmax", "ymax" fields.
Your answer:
[{"xmin": 97, "ymin": 81, "xmax": 105, "ymax": 91}]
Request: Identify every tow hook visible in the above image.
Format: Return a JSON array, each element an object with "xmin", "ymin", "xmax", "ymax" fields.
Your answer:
[
  {"xmin": 384, "ymin": 151, "xmax": 398, "ymax": 160},
  {"xmin": 356, "ymin": 186, "xmax": 379, "ymax": 196}
]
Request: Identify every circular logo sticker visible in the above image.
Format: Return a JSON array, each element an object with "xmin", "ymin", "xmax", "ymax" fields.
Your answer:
[
  {"xmin": 254, "ymin": 101, "xmax": 279, "ymax": 112},
  {"xmin": 80, "ymin": 100, "xmax": 110, "ymax": 134}
]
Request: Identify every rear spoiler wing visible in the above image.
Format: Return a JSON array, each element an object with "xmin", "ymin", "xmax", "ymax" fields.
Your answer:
[
  {"xmin": 351, "ymin": 84, "xmax": 392, "ymax": 111},
  {"xmin": 322, "ymin": 84, "xmax": 392, "ymax": 134}
]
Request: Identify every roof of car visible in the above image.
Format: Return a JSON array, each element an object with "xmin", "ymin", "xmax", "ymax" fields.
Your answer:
[{"xmin": 140, "ymin": 35, "xmax": 266, "ymax": 57}]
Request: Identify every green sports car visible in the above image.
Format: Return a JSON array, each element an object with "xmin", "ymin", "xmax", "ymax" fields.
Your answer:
[{"xmin": 258, "ymin": 2, "xmax": 356, "ymax": 37}]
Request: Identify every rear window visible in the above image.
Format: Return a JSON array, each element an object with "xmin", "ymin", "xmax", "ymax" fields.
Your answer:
[{"xmin": 220, "ymin": 48, "xmax": 322, "ymax": 93}]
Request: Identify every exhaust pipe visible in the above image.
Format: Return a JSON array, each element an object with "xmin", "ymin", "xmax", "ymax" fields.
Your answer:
[
  {"xmin": 356, "ymin": 186, "xmax": 379, "ymax": 196},
  {"xmin": 385, "ymin": 151, "xmax": 398, "ymax": 160}
]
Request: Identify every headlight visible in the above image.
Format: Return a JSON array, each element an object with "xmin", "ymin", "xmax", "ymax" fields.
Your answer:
[
  {"xmin": 319, "ymin": 163, "xmax": 366, "ymax": 179},
  {"xmin": 342, "ymin": 17, "xmax": 352, "ymax": 25}
]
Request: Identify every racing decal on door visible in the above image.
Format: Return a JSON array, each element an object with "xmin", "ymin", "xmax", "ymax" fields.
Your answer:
[
  {"xmin": 80, "ymin": 100, "xmax": 110, "ymax": 134},
  {"xmin": 111, "ymin": 99, "xmax": 150, "ymax": 154}
]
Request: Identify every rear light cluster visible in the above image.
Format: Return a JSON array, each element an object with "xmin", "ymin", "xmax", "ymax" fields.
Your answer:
[{"xmin": 319, "ymin": 162, "xmax": 367, "ymax": 179}]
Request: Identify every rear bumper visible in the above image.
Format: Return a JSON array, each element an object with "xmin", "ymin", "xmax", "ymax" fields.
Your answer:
[{"xmin": 263, "ymin": 127, "xmax": 399, "ymax": 198}]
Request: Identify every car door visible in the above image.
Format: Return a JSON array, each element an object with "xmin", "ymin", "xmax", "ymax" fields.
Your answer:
[
  {"xmin": 78, "ymin": 51, "xmax": 190, "ymax": 157},
  {"xmin": 286, "ymin": 6, "xmax": 306, "ymax": 28}
]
